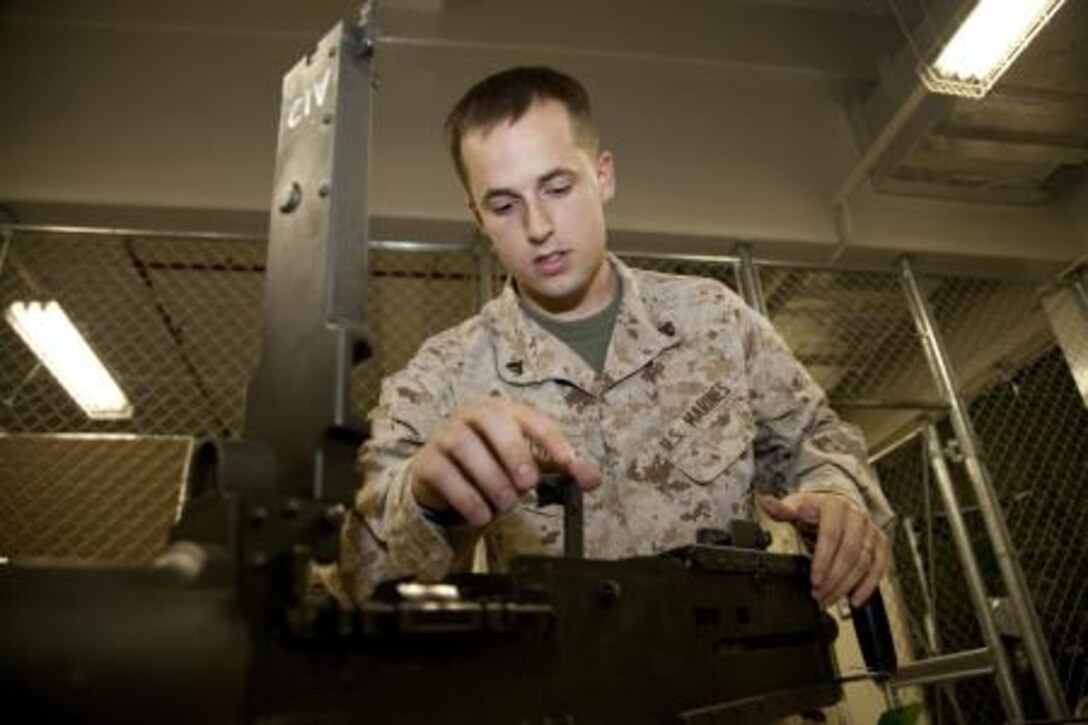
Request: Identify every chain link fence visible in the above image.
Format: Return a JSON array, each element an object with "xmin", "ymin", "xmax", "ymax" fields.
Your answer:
[
  {"xmin": 352, "ymin": 245, "xmax": 483, "ymax": 419},
  {"xmin": 966, "ymin": 347, "xmax": 1088, "ymax": 715},
  {"xmin": 871, "ymin": 272, "xmax": 1088, "ymax": 720},
  {"xmin": 0, "ymin": 434, "xmax": 191, "ymax": 563},
  {"xmin": 874, "ymin": 434, "xmax": 1003, "ymax": 725},
  {"xmin": 755, "ymin": 265, "xmax": 943, "ymax": 454},
  {"xmin": 0, "ymin": 230, "xmax": 265, "ymax": 437},
  {"xmin": 2, "ymin": 226, "xmax": 1086, "ymax": 719}
]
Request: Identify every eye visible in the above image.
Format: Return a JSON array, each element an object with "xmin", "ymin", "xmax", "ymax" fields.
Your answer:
[
  {"xmin": 545, "ymin": 182, "xmax": 573, "ymax": 197},
  {"xmin": 486, "ymin": 198, "xmax": 517, "ymax": 216}
]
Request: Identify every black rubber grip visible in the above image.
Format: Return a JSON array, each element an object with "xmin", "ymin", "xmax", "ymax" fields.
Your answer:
[{"xmin": 851, "ymin": 587, "xmax": 898, "ymax": 676}]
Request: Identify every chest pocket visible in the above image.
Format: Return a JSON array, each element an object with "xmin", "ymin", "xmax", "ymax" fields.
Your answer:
[{"xmin": 665, "ymin": 403, "xmax": 755, "ymax": 485}]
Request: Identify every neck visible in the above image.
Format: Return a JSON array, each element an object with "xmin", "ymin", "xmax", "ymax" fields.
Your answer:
[{"xmin": 522, "ymin": 257, "xmax": 617, "ymax": 322}]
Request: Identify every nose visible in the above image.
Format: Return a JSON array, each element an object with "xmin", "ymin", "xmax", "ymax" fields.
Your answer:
[{"xmin": 524, "ymin": 198, "xmax": 554, "ymax": 245}]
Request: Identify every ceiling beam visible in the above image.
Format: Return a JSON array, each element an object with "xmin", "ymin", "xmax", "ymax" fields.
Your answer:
[
  {"xmin": 873, "ymin": 178, "xmax": 1049, "ymax": 205},
  {"xmin": 923, "ymin": 132, "xmax": 1088, "ymax": 166}
]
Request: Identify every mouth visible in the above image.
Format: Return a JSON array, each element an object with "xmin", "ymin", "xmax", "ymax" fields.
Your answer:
[{"xmin": 532, "ymin": 250, "xmax": 568, "ymax": 275}]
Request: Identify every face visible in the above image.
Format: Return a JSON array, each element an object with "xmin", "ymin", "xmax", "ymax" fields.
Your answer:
[{"xmin": 460, "ymin": 100, "xmax": 616, "ymax": 319}]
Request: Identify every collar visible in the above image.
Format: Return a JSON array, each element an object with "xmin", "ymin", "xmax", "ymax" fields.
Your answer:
[{"xmin": 487, "ymin": 254, "xmax": 680, "ymax": 393}]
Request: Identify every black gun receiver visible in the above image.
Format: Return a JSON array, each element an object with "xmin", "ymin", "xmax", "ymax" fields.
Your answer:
[{"xmin": 0, "ymin": 480, "xmax": 845, "ymax": 724}]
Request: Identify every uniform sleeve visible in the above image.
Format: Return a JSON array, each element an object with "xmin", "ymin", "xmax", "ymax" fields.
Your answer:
[
  {"xmin": 339, "ymin": 335, "xmax": 481, "ymax": 605},
  {"xmin": 739, "ymin": 304, "xmax": 895, "ymax": 531}
]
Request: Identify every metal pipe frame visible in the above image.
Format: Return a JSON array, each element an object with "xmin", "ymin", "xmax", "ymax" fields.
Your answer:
[
  {"xmin": 1071, "ymin": 277, "xmax": 1088, "ymax": 320},
  {"xmin": 900, "ymin": 257, "xmax": 1068, "ymax": 720},
  {"xmin": 901, "ymin": 515, "xmax": 940, "ymax": 656},
  {"xmin": 1, "ymin": 223, "xmax": 1054, "ymax": 284},
  {"xmin": 830, "ymin": 399, "xmax": 946, "ymax": 411},
  {"xmin": 890, "ymin": 648, "xmax": 994, "ymax": 690},
  {"xmin": 735, "ymin": 242, "xmax": 768, "ymax": 316},
  {"xmin": 923, "ymin": 424, "xmax": 1024, "ymax": 721}
]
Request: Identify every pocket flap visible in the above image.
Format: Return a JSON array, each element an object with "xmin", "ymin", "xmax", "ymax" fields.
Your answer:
[{"xmin": 666, "ymin": 406, "xmax": 754, "ymax": 485}]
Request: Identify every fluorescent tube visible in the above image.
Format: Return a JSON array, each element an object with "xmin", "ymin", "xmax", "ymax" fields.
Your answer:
[
  {"xmin": 924, "ymin": 0, "xmax": 1069, "ymax": 98},
  {"xmin": 5, "ymin": 301, "xmax": 133, "ymax": 420}
]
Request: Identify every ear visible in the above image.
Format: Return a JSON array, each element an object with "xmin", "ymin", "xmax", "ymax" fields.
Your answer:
[{"xmin": 595, "ymin": 151, "xmax": 616, "ymax": 203}]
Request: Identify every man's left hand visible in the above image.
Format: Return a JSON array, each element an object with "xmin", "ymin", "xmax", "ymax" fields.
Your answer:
[{"xmin": 758, "ymin": 491, "xmax": 889, "ymax": 608}]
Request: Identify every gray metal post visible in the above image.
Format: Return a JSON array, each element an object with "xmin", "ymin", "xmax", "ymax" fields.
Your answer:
[
  {"xmin": 900, "ymin": 258, "xmax": 1068, "ymax": 719},
  {"xmin": 735, "ymin": 242, "xmax": 768, "ymax": 315},
  {"xmin": 476, "ymin": 245, "xmax": 494, "ymax": 310},
  {"xmin": 1071, "ymin": 277, "xmax": 1088, "ymax": 319},
  {"xmin": 923, "ymin": 425, "xmax": 1024, "ymax": 722},
  {"xmin": 901, "ymin": 516, "xmax": 939, "ymax": 655}
]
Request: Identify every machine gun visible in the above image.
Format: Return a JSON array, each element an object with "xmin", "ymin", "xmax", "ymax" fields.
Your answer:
[{"xmin": 0, "ymin": 7, "xmax": 895, "ymax": 722}]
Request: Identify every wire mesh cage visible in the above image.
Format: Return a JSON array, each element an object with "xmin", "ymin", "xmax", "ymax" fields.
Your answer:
[
  {"xmin": 964, "ymin": 348, "xmax": 1088, "ymax": 714},
  {"xmin": 918, "ymin": 271, "xmax": 1086, "ymax": 715},
  {"xmin": 873, "ymin": 433, "xmax": 1006, "ymax": 725},
  {"xmin": 0, "ymin": 434, "xmax": 191, "ymax": 563},
  {"xmin": 350, "ymin": 245, "xmax": 482, "ymax": 420},
  {"xmin": 871, "ymin": 269, "xmax": 1088, "ymax": 718},
  {"xmin": 0, "ymin": 231, "xmax": 265, "ymax": 437},
  {"xmin": 2, "ymin": 226, "xmax": 1086, "ymax": 719},
  {"xmin": 616, "ymin": 252, "xmax": 740, "ymax": 293},
  {"xmin": 759, "ymin": 266, "xmax": 938, "ymax": 405}
]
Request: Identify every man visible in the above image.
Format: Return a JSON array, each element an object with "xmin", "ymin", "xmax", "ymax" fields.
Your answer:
[{"xmin": 341, "ymin": 67, "xmax": 893, "ymax": 610}]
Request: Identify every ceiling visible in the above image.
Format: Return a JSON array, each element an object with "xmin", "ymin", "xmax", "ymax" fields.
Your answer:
[
  {"xmin": 1, "ymin": 0, "xmax": 1086, "ymax": 267},
  {"xmin": 845, "ymin": 0, "xmax": 1088, "ymax": 206},
  {"xmin": 374, "ymin": 0, "xmax": 1088, "ymax": 206}
]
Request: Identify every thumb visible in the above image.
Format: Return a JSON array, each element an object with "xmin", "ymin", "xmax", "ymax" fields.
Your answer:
[
  {"xmin": 758, "ymin": 492, "xmax": 821, "ymax": 525},
  {"xmin": 758, "ymin": 493, "xmax": 798, "ymax": 523}
]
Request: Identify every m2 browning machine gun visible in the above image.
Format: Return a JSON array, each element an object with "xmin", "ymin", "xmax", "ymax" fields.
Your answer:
[{"xmin": 0, "ymin": 6, "xmax": 896, "ymax": 722}]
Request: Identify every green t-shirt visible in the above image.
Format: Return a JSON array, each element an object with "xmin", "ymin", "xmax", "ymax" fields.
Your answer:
[{"xmin": 520, "ymin": 280, "xmax": 624, "ymax": 374}]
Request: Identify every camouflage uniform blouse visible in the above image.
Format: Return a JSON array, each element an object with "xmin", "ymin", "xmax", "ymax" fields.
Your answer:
[{"xmin": 340, "ymin": 256, "xmax": 893, "ymax": 603}]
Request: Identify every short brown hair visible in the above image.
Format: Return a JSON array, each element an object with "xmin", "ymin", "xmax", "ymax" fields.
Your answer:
[{"xmin": 444, "ymin": 66, "xmax": 600, "ymax": 189}]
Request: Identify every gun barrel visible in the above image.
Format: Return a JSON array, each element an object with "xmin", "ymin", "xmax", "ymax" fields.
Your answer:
[{"xmin": 0, "ymin": 561, "xmax": 249, "ymax": 723}]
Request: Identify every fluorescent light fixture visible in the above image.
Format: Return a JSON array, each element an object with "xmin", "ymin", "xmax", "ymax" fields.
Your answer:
[
  {"xmin": 921, "ymin": 0, "xmax": 1069, "ymax": 98},
  {"xmin": 5, "ymin": 301, "xmax": 133, "ymax": 420}
]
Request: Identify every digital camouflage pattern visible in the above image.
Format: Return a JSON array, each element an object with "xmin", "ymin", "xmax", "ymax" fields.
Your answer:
[{"xmin": 340, "ymin": 256, "xmax": 894, "ymax": 604}]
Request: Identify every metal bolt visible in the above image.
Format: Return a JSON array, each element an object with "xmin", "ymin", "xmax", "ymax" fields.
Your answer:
[
  {"xmin": 323, "ymin": 504, "xmax": 346, "ymax": 529},
  {"xmin": 757, "ymin": 529, "xmax": 772, "ymax": 550},
  {"xmin": 279, "ymin": 182, "xmax": 302, "ymax": 214},
  {"xmin": 598, "ymin": 579, "xmax": 622, "ymax": 606},
  {"xmin": 322, "ymin": 112, "xmax": 334, "ymax": 125},
  {"xmin": 318, "ymin": 182, "xmax": 331, "ymax": 198},
  {"xmin": 249, "ymin": 507, "xmax": 268, "ymax": 526},
  {"xmin": 283, "ymin": 499, "xmax": 301, "ymax": 517}
]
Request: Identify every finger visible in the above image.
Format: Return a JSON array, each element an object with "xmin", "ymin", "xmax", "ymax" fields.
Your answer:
[
  {"xmin": 412, "ymin": 453, "xmax": 491, "ymax": 527},
  {"xmin": 463, "ymin": 404, "xmax": 539, "ymax": 493},
  {"xmin": 436, "ymin": 423, "xmax": 519, "ymax": 513},
  {"xmin": 810, "ymin": 498, "xmax": 843, "ymax": 590},
  {"xmin": 507, "ymin": 400, "xmax": 575, "ymax": 464},
  {"xmin": 509, "ymin": 401, "xmax": 601, "ymax": 490},
  {"xmin": 568, "ymin": 458, "xmax": 603, "ymax": 491},
  {"xmin": 850, "ymin": 532, "xmax": 889, "ymax": 607},
  {"xmin": 819, "ymin": 510, "xmax": 869, "ymax": 604},
  {"xmin": 757, "ymin": 493, "xmax": 798, "ymax": 523}
]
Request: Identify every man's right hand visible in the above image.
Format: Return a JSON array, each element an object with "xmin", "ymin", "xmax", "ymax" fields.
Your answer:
[{"xmin": 409, "ymin": 399, "xmax": 601, "ymax": 527}]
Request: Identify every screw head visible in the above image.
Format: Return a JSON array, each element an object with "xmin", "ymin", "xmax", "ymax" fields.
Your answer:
[
  {"xmin": 598, "ymin": 580, "xmax": 622, "ymax": 605},
  {"xmin": 249, "ymin": 507, "xmax": 268, "ymax": 526},
  {"xmin": 279, "ymin": 182, "xmax": 302, "ymax": 213}
]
